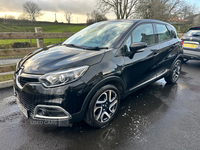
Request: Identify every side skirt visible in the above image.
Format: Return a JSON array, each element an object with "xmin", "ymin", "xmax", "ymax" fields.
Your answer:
[{"xmin": 123, "ymin": 69, "xmax": 169, "ymax": 98}]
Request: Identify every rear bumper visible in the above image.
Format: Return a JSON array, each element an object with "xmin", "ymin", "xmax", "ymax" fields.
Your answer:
[{"xmin": 183, "ymin": 49, "xmax": 200, "ymax": 60}]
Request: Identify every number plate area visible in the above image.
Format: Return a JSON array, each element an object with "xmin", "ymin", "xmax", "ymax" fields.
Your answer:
[{"xmin": 183, "ymin": 43, "xmax": 197, "ymax": 48}]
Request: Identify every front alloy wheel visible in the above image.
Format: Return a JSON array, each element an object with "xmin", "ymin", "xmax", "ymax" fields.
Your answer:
[
  {"xmin": 85, "ymin": 85, "xmax": 120, "ymax": 128},
  {"xmin": 94, "ymin": 90, "xmax": 118, "ymax": 123}
]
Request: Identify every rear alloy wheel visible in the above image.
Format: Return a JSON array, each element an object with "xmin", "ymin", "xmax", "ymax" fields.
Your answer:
[
  {"xmin": 85, "ymin": 85, "xmax": 120, "ymax": 128},
  {"xmin": 165, "ymin": 59, "xmax": 182, "ymax": 84}
]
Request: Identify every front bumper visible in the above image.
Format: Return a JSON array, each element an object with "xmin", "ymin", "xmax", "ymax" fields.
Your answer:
[
  {"xmin": 13, "ymin": 72, "xmax": 90, "ymax": 126},
  {"xmin": 14, "ymin": 87, "xmax": 73, "ymax": 126}
]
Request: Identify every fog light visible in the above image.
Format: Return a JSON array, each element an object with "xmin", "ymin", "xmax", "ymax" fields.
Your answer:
[{"xmin": 34, "ymin": 105, "xmax": 72, "ymax": 120}]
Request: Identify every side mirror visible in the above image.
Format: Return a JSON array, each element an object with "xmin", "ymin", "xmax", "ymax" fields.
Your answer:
[{"xmin": 129, "ymin": 42, "xmax": 147, "ymax": 53}]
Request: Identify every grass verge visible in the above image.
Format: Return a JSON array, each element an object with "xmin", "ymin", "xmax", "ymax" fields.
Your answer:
[
  {"xmin": 0, "ymin": 74, "xmax": 13, "ymax": 82},
  {"xmin": 0, "ymin": 55, "xmax": 25, "ymax": 59},
  {"xmin": 0, "ymin": 38, "xmax": 68, "ymax": 47}
]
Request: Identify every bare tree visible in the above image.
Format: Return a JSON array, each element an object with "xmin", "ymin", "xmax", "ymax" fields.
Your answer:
[
  {"xmin": 87, "ymin": 13, "xmax": 91, "ymax": 22},
  {"xmin": 23, "ymin": 1, "xmax": 43, "ymax": 21},
  {"xmin": 4, "ymin": 14, "xmax": 7, "ymax": 20},
  {"xmin": 179, "ymin": 2, "xmax": 197, "ymax": 20},
  {"xmin": 97, "ymin": 0, "xmax": 138, "ymax": 19},
  {"xmin": 18, "ymin": 13, "xmax": 29, "ymax": 20},
  {"xmin": 7, "ymin": 15, "xmax": 15, "ymax": 20},
  {"xmin": 3, "ymin": 14, "xmax": 16, "ymax": 24},
  {"xmin": 136, "ymin": 0, "xmax": 182, "ymax": 22},
  {"xmin": 87, "ymin": 10, "xmax": 108, "ymax": 25},
  {"xmin": 64, "ymin": 12, "xmax": 72, "ymax": 24}
]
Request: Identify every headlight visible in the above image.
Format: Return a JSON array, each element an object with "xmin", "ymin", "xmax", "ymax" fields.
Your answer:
[{"xmin": 39, "ymin": 66, "xmax": 89, "ymax": 87}]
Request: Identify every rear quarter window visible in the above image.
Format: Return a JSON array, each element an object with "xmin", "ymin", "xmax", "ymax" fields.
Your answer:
[{"xmin": 167, "ymin": 25, "xmax": 177, "ymax": 38}]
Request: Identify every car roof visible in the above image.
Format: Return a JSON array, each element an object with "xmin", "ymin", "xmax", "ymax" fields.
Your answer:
[{"xmin": 105, "ymin": 19, "xmax": 169, "ymax": 24}]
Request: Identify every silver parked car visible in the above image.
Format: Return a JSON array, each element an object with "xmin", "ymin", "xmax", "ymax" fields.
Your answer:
[{"xmin": 181, "ymin": 27, "xmax": 200, "ymax": 62}]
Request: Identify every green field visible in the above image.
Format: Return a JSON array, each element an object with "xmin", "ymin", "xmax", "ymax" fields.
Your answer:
[
  {"xmin": 0, "ymin": 24, "xmax": 86, "ymax": 33},
  {"xmin": 0, "ymin": 38, "xmax": 68, "ymax": 46},
  {"xmin": 0, "ymin": 24, "xmax": 86, "ymax": 47}
]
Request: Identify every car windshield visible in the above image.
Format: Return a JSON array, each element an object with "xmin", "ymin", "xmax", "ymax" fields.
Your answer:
[
  {"xmin": 185, "ymin": 30, "xmax": 200, "ymax": 36},
  {"xmin": 62, "ymin": 21, "xmax": 132, "ymax": 49}
]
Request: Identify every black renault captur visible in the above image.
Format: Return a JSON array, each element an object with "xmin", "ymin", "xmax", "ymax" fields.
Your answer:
[{"xmin": 14, "ymin": 19, "xmax": 183, "ymax": 128}]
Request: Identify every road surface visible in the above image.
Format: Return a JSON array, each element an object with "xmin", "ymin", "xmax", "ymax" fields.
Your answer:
[
  {"xmin": 0, "ymin": 60, "xmax": 200, "ymax": 150},
  {"xmin": 0, "ymin": 58, "xmax": 21, "ymax": 65}
]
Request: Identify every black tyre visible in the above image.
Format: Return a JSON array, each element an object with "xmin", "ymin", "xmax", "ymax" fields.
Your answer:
[
  {"xmin": 165, "ymin": 59, "xmax": 182, "ymax": 84},
  {"xmin": 85, "ymin": 85, "xmax": 120, "ymax": 128}
]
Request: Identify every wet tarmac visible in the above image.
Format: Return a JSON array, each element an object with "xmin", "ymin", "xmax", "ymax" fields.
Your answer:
[{"xmin": 0, "ymin": 60, "xmax": 200, "ymax": 150}]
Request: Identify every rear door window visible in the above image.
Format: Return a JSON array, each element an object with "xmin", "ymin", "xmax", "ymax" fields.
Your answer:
[{"xmin": 156, "ymin": 24, "xmax": 171, "ymax": 42}]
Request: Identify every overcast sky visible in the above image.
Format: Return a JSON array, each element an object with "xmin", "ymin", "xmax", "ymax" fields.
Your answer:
[
  {"xmin": 0, "ymin": 0, "xmax": 96, "ymax": 13},
  {"xmin": 0, "ymin": 0, "xmax": 98, "ymax": 23},
  {"xmin": 0, "ymin": 0, "xmax": 199, "ymax": 23}
]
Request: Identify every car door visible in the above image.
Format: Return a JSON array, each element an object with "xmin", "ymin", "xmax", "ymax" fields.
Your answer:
[
  {"xmin": 122, "ymin": 23, "xmax": 160, "ymax": 92},
  {"xmin": 154, "ymin": 23, "xmax": 179, "ymax": 75}
]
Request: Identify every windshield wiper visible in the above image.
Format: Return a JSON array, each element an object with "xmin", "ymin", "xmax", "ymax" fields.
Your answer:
[
  {"xmin": 63, "ymin": 44, "xmax": 86, "ymax": 50},
  {"xmin": 86, "ymin": 47, "xmax": 109, "ymax": 50}
]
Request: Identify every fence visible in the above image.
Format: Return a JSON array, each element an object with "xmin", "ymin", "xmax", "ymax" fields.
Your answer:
[
  {"xmin": 0, "ymin": 27, "xmax": 74, "ymax": 73},
  {"xmin": 0, "ymin": 27, "xmax": 74, "ymax": 55}
]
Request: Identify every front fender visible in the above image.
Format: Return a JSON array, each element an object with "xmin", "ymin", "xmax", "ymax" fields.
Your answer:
[{"xmin": 71, "ymin": 76, "xmax": 126, "ymax": 122}]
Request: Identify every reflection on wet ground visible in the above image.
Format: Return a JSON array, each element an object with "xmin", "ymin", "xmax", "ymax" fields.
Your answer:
[{"xmin": 1, "ymin": 61, "xmax": 200, "ymax": 150}]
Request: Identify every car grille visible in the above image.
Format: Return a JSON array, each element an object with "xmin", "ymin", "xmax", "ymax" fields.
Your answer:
[
  {"xmin": 19, "ymin": 96, "xmax": 36, "ymax": 117},
  {"xmin": 19, "ymin": 77, "xmax": 39, "ymax": 87}
]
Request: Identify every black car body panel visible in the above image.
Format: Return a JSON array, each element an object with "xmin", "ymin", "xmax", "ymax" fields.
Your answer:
[
  {"xmin": 18, "ymin": 45, "xmax": 105, "ymax": 74},
  {"xmin": 14, "ymin": 19, "xmax": 183, "ymax": 126}
]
